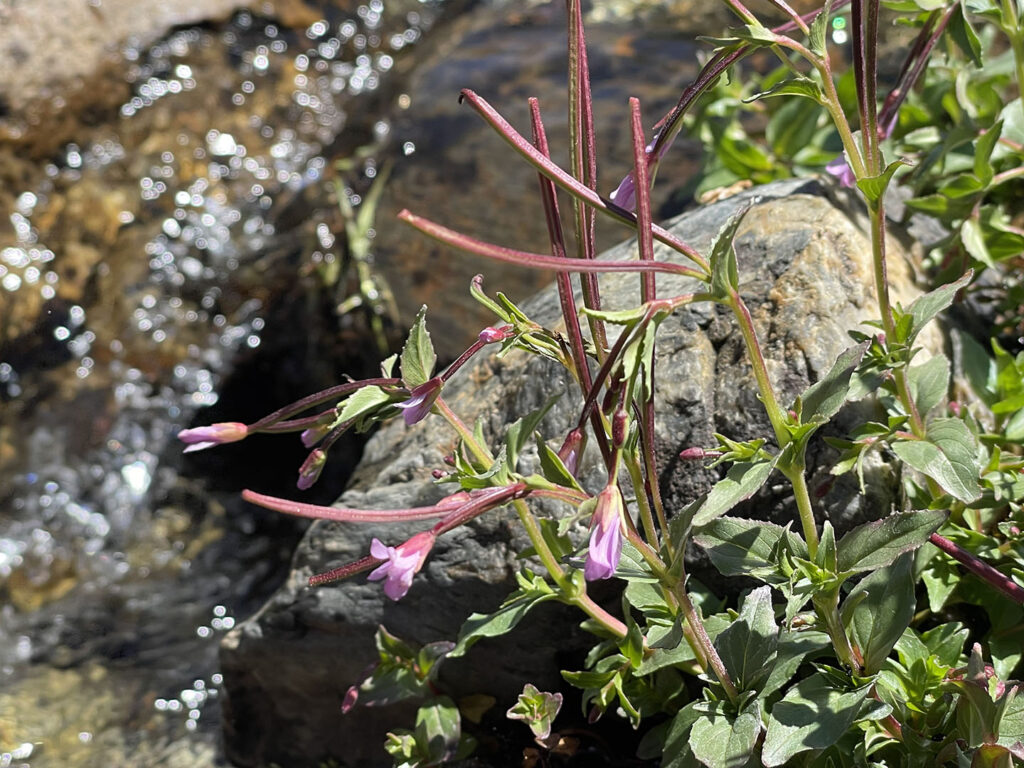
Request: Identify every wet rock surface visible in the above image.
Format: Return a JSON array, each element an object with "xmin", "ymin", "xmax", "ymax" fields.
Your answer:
[{"xmin": 220, "ymin": 179, "xmax": 938, "ymax": 767}]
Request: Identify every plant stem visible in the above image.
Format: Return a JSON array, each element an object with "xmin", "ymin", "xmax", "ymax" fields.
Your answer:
[
  {"xmin": 625, "ymin": 453, "xmax": 661, "ymax": 550},
  {"xmin": 815, "ymin": 593, "xmax": 862, "ymax": 674},
  {"xmin": 868, "ymin": 203, "xmax": 895, "ymax": 340},
  {"xmin": 435, "ymin": 396, "xmax": 492, "ymax": 466},
  {"xmin": 786, "ymin": 464, "xmax": 821, "ymax": 561},
  {"xmin": 727, "ymin": 291, "xmax": 790, "ymax": 447},
  {"xmin": 930, "ymin": 532, "xmax": 1024, "ymax": 605},
  {"xmin": 672, "ymin": 579, "xmax": 741, "ymax": 704}
]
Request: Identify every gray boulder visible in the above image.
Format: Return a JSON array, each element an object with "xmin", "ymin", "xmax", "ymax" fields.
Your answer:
[{"xmin": 220, "ymin": 178, "xmax": 938, "ymax": 767}]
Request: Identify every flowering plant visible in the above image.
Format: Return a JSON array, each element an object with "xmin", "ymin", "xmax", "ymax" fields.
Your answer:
[{"xmin": 183, "ymin": 0, "xmax": 1024, "ymax": 764}]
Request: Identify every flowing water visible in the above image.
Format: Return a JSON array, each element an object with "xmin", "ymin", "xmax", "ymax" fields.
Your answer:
[{"xmin": 0, "ymin": 1, "xmax": 445, "ymax": 764}]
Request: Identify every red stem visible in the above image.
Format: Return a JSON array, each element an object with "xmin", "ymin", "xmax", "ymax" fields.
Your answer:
[{"xmin": 929, "ymin": 532, "xmax": 1024, "ymax": 605}]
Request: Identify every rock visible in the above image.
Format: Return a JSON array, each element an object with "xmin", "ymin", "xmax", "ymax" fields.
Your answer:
[
  {"xmin": 0, "ymin": 0, "xmax": 256, "ymax": 156},
  {"xmin": 220, "ymin": 178, "xmax": 940, "ymax": 767}
]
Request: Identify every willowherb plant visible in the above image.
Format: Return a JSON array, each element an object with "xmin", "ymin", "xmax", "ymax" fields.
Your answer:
[{"xmin": 182, "ymin": 0, "xmax": 1024, "ymax": 764}]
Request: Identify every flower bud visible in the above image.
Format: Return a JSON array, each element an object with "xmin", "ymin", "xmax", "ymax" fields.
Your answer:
[
  {"xmin": 678, "ymin": 447, "xmax": 706, "ymax": 461},
  {"xmin": 558, "ymin": 429, "xmax": 583, "ymax": 475},
  {"xmin": 478, "ymin": 324, "xmax": 514, "ymax": 344},
  {"xmin": 297, "ymin": 449, "xmax": 327, "ymax": 490},
  {"xmin": 612, "ymin": 409, "xmax": 628, "ymax": 448},
  {"xmin": 178, "ymin": 422, "xmax": 248, "ymax": 453}
]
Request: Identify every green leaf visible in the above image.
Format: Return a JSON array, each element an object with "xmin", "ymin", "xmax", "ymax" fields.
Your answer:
[
  {"xmin": 506, "ymin": 684, "xmax": 562, "ymax": 741},
  {"xmin": 905, "ymin": 271, "xmax": 973, "ymax": 346},
  {"xmin": 662, "ymin": 702, "xmax": 704, "ymax": 768},
  {"xmin": 845, "ymin": 554, "xmax": 917, "ymax": 674},
  {"xmin": 974, "ymin": 120, "xmax": 1003, "ymax": 185},
  {"xmin": 714, "ymin": 586, "xmax": 779, "ymax": 693},
  {"xmin": 767, "ymin": 97, "xmax": 824, "ymax": 161},
  {"xmin": 689, "ymin": 704, "xmax": 762, "ymax": 768},
  {"xmin": 905, "ymin": 415, "xmax": 983, "ymax": 505},
  {"xmin": 892, "ymin": 418, "xmax": 982, "ymax": 503},
  {"xmin": 415, "ymin": 696, "xmax": 462, "ymax": 765},
  {"xmin": 694, "ymin": 517, "xmax": 808, "ymax": 583},
  {"xmin": 535, "ymin": 437, "xmax": 583, "ymax": 491},
  {"xmin": 800, "ymin": 342, "xmax": 870, "ymax": 423},
  {"xmin": 837, "ymin": 509, "xmax": 947, "ymax": 573},
  {"xmin": 449, "ymin": 574, "xmax": 556, "ymax": 657},
  {"xmin": 948, "ymin": 2, "xmax": 983, "ymax": 67},
  {"xmin": 579, "ymin": 304, "xmax": 649, "ymax": 325},
  {"xmin": 692, "ymin": 457, "xmax": 777, "ymax": 528},
  {"xmin": 762, "ymin": 674, "xmax": 875, "ymax": 766},
  {"xmin": 504, "ymin": 394, "xmax": 561, "ymax": 471},
  {"xmin": 708, "ymin": 206, "xmax": 748, "ymax": 300},
  {"xmin": 761, "ymin": 631, "xmax": 831, "ymax": 699},
  {"xmin": 400, "ymin": 306, "xmax": 436, "ymax": 387},
  {"xmin": 337, "ymin": 385, "xmax": 395, "ymax": 429},
  {"xmin": 907, "ymin": 354, "xmax": 951, "ymax": 418},
  {"xmin": 809, "ymin": 2, "xmax": 832, "ymax": 57},
  {"xmin": 856, "ymin": 159, "xmax": 910, "ymax": 205},
  {"xmin": 746, "ymin": 76, "xmax": 825, "ymax": 104}
]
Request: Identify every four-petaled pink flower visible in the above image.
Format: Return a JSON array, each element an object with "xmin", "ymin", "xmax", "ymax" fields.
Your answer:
[
  {"xmin": 585, "ymin": 486, "xmax": 625, "ymax": 581},
  {"xmin": 395, "ymin": 377, "xmax": 443, "ymax": 426},
  {"xmin": 177, "ymin": 422, "xmax": 248, "ymax": 453},
  {"xmin": 368, "ymin": 531, "xmax": 436, "ymax": 600},
  {"xmin": 825, "ymin": 153, "xmax": 856, "ymax": 188}
]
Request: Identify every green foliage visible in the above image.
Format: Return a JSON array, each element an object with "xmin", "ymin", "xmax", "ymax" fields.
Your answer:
[{"xmin": 195, "ymin": 1, "xmax": 1024, "ymax": 765}]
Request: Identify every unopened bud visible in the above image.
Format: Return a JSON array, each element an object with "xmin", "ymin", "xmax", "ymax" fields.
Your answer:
[
  {"xmin": 443, "ymin": 454, "xmax": 456, "ymax": 467},
  {"xmin": 341, "ymin": 685, "xmax": 359, "ymax": 714},
  {"xmin": 949, "ymin": 401, "xmax": 962, "ymax": 417},
  {"xmin": 679, "ymin": 447, "xmax": 706, "ymax": 460},
  {"xmin": 431, "ymin": 469, "xmax": 449, "ymax": 479},
  {"xmin": 297, "ymin": 449, "xmax": 327, "ymax": 490},
  {"xmin": 558, "ymin": 429, "xmax": 583, "ymax": 475},
  {"xmin": 612, "ymin": 409, "xmax": 628, "ymax": 447},
  {"xmin": 301, "ymin": 422, "xmax": 332, "ymax": 449},
  {"xmin": 478, "ymin": 324, "xmax": 513, "ymax": 344}
]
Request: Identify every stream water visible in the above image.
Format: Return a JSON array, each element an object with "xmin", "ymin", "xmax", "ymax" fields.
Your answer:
[{"xmin": 0, "ymin": 1, "xmax": 446, "ymax": 764}]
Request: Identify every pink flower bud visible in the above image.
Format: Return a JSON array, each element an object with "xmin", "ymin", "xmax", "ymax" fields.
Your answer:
[
  {"xmin": 478, "ymin": 325, "xmax": 514, "ymax": 344},
  {"xmin": 678, "ymin": 447, "xmax": 706, "ymax": 461},
  {"xmin": 341, "ymin": 685, "xmax": 359, "ymax": 714},
  {"xmin": 948, "ymin": 401, "xmax": 962, "ymax": 417},
  {"xmin": 558, "ymin": 429, "xmax": 583, "ymax": 475},
  {"xmin": 178, "ymin": 422, "xmax": 248, "ymax": 453},
  {"xmin": 301, "ymin": 422, "xmax": 332, "ymax": 449},
  {"xmin": 584, "ymin": 486, "xmax": 624, "ymax": 581},
  {"xmin": 395, "ymin": 377, "xmax": 443, "ymax": 426},
  {"xmin": 367, "ymin": 531, "xmax": 436, "ymax": 600},
  {"xmin": 297, "ymin": 449, "xmax": 327, "ymax": 490},
  {"xmin": 612, "ymin": 409, "xmax": 628, "ymax": 448}
]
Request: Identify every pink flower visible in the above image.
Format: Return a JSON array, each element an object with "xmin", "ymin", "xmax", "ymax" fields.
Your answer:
[
  {"xmin": 825, "ymin": 153, "xmax": 856, "ymax": 188},
  {"xmin": 584, "ymin": 486, "xmax": 624, "ymax": 581},
  {"xmin": 609, "ymin": 139, "xmax": 668, "ymax": 212},
  {"xmin": 177, "ymin": 422, "xmax": 248, "ymax": 453},
  {"xmin": 395, "ymin": 377, "xmax": 442, "ymax": 426},
  {"xmin": 368, "ymin": 531, "xmax": 436, "ymax": 600}
]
